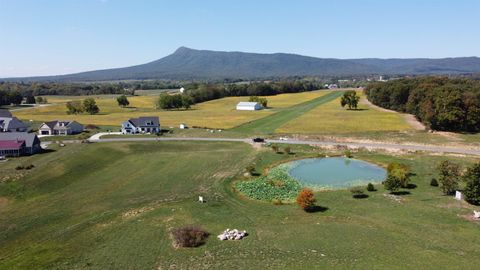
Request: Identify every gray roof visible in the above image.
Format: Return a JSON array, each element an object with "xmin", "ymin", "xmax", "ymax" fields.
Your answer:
[
  {"xmin": 0, "ymin": 132, "xmax": 40, "ymax": 148},
  {"xmin": 128, "ymin": 116, "xmax": 160, "ymax": 127},
  {"xmin": 0, "ymin": 117, "xmax": 28, "ymax": 131},
  {"xmin": 0, "ymin": 110, "xmax": 12, "ymax": 117},
  {"xmin": 42, "ymin": 120, "xmax": 77, "ymax": 130}
]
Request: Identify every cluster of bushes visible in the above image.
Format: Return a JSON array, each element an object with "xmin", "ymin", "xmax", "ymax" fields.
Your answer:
[
  {"xmin": 66, "ymin": 98, "xmax": 99, "ymax": 115},
  {"xmin": 186, "ymin": 80, "xmax": 325, "ymax": 104},
  {"xmin": 15, "ymin": 164, "xmax": 34, "ymax": 170},
  {"xmin": 0, "ymin": 89, "xmax": 24, "ymax": 106},
  {"xmin": 365, "ymin": 77, "xmax": 480, "ymax": 132},
  {"xmin": 436, "ymin": 161, "xmax": 480, "ymax": 205},
  {"xmin": 157, "ymin": 93, "xmax": 193, "ymax": 110},
  {"xmin": 271, "ymin": 145, "xmax": 292, "ymax": 155}
]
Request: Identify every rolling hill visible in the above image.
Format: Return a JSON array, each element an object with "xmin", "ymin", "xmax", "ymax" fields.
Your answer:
[{"xmin": 3, "ymin": 47, "xmax": 480, "ymax": 82}]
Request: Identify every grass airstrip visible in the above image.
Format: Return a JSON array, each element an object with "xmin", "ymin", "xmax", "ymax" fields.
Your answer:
[{"xmin": 1, "ymin": 141, "xmax": 480, "ymax": 269}]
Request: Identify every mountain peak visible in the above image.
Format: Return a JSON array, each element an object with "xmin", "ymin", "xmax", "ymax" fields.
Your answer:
[{"xmin": 174, "ymin": 46, "xmax": 195, "ymax": 54}]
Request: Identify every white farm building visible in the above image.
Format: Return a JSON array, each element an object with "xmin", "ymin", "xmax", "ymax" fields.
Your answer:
[{"xmin": 236, "ymin": 102, "xmax": 263, "ymax": 111}]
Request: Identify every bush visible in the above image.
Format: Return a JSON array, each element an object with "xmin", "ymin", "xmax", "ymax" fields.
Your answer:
[
  {"xmin": 437, "ymin": 160, "xmax": 461, "ymax": 195},
  {"xmin": 15, "ymin": 165, "xmax": 24, "ymax": 170},
  {"xmin": 296, "ymin": 188, "xmax": 316, "ymax": 211},
  {"xmin": 384, "ymin": 175, "xmax": 402, "ymax": 193},
  {"xmin": 350, "ymin": 187, "xmax": 367, "ymax": 198},
  {"xmin": 387, "ymin": 162, "xmax": 410, "ymax": 188},
  {"xmin": 344, "ymin": 149, "xmax": 353, "ymax": 158},
  {"xmin": 272, "ymin": 198, "xmax": 283, "ymax": 205},
  {"xmin": 463, "ymin": 162, "xmax": 480, "ymax": 205},
  {"xmin": 367, "ymin": 183, "xmax": 376, "ymax": 191},
  {"xmin": 430, "ymin": 178, "xmax": 439, "ymax": 187},
  {"xmin": 284, "ymin": 147, "xmax": 291, "ymax": 155},
  {"xmin": 25, "ymin": 164, "xmax": 34, "ymax": 170},
  {"xmin": 271, "ymin": 145, "xmax": 279, "ymax": 153},
  {"xmin": 171, "ymin": 226, "xmax": 209, "ymax": 248},
  {"xmin": 245, "ymin": 164, "xmax": 255, "ymax": 175},
  {"xmin": 84, "ymin": 124, "xmax": 100, "ymax": 130}
]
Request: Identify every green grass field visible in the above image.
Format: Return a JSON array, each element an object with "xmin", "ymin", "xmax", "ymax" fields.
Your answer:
[
  {"xmin": 277, "ymin": 91, "xmax": 412, "ymax": 134},
  {"xmin": 1, "ymin": 141, "xmax": 480, "ymax": 269}
]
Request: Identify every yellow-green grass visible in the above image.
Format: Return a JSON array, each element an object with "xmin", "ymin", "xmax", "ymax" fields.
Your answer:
[
  {"xmin": 277, "ymin": 91, "xmax": 412, "ymax": 134},
  {"xmin": 13, "ymin": 91, "xmax": 329, "ymax": 129}
]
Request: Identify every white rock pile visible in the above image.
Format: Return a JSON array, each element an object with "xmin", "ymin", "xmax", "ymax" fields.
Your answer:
[{"xmin": 217, "ymin": 229, "xmax": 248, "ymax": 241}]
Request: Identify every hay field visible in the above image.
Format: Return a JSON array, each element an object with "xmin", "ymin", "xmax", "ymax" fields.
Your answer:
[
  {"xmin": 14, "ymin": 91, "xmax": 329, "ymax": 129},
  {"xmin": 277, "ymin": 91, "xmax": 413, "ymax": 134}
]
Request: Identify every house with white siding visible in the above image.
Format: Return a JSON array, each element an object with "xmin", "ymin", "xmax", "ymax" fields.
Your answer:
[{"xmin": 121, "ymin": 116, "xmax": 160, "ymax": 134}]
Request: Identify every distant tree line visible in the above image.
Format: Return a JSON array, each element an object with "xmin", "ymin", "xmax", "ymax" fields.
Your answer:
[
  {"xmin": 185, "ymin": 80, "xmax": 325, "ymax": 104},
  {"xmin": 0, "ymin": 80, "xmax": 182, "ymax": 97},
  {"xmin": 365, "ymin": 77, "xmax": 480, "ymax": 132}
]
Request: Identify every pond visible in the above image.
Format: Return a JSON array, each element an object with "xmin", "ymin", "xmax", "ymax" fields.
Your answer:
[{"xmin": 287, "ymin": 157, "xmax": 386, "ymax": 189}]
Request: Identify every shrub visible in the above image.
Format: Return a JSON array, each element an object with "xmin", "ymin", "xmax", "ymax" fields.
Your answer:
[
  {"xmin": 245, "ymin": 164, "xmax": 255, "ymax": 175},
  {"xmin": 344, "ymin": 149, "xmax": 353, "ymax": 158},
  {"xmin": 350, "ymin": 187, "xmax": 367, "ymax": 198},
  {"xmin": 25, "ymin": 164, "xmax": 34, "ymax": 170},
  {"xmin": 430, "ymin": 178, "xmax": 439, "ymax": 187},
  {"xmin": 384, "ymin": 174, "xmax": 402, "ymax": 193},
  {"xmin": 272, "ymin": 198, "xmax": 283, "ymax": 205},
  {"xmin": 271, "ymin": 145, "xmax": 279, "ymax": 153},
  {"xmin": 84, "ymin": 124, "xmax": 100, "ymax": 130},
  {"xmin": 171, "ymin": 226, "xmax": 209, "ymax": 248},
  {"xmin": 15, "ymin": 165, "xmax": 24, "ymax": 170},
  {"xmin": 437, "ymin": 160, "xmax": 461, "ymax": 195},
  {"xmin": 387, "ymin": 162, "xmax": 410, "ymax": 188},
  {"xmin": 296, "ymin": 188, "xmax": 316, "ymax": 211},
  {"xmin": 463, "ymin": 162, "xmax": 480, "ymax": 205},
  {"xmin": 284, "ymin": 147, "xmax": 291, "ymax": 155},
  {"xmin": 367, "ymin": 183, "xmax": 376, "ymax": 191}
]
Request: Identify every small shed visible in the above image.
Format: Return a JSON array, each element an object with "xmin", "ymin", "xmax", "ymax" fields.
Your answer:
[
  {"xmin": 236, "ymin": 102, "xmax": 263, "ymax": 111},
  {"xmin": 179, "ymin": 87, "xmax": 185, "ymax": 93},
  {"xmin": 180, "ymin": 123, "xmax": 188, "ymax": 129}
]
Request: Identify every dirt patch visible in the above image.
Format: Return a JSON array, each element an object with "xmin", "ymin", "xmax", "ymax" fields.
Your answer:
[
  {"xmin": 122, "ymin": 206, "xmax": 156, "ymax": 219},
  {"xmin": 0, "ymin": 197, "xmax": 10, "ymax": 212},
  {"xmin": 459, "ymin": 214, "xmax": 480, "ymax": 223},
  {"xmin": 383, "ymin": 193, "xmax": 404, "ymax": 203}
]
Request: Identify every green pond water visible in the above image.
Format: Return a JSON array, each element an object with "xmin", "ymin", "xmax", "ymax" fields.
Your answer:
[{"xmin": 287, "ymin": 157, "xmax": 387, "ymax": 189}]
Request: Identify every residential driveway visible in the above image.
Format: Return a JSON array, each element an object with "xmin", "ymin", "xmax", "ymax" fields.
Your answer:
[{"xmin": 88, "ymin": 132, "xmax": 122, "ymax": 141}]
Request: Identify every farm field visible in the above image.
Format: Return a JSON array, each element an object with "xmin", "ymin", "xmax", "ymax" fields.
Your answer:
[
  {"xmin": 277, "ymin": 91, "xmax": 412, "ymax": 134},
  {"xmin": 13, "ymin": 91, "xmax": 330, "ymax": 129},
  {"xmin": 1, "ymin": 141, "xmax": 480, "ymax": 269}
]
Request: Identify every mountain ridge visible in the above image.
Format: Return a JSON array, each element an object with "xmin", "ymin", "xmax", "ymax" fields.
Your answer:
[{"xmin": 3, "ymin": 47, "xmax": 480, "ymax": 82}]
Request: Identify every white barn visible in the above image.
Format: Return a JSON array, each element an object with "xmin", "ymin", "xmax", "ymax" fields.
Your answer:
[{"xmin": 236, "ymin": 102, "xmax": 263, "ymax": 111}]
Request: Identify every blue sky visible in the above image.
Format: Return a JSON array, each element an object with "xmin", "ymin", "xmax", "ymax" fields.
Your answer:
[{"xmin": 0, "ymin": 0, "xmax": 479, "ymax": 77}]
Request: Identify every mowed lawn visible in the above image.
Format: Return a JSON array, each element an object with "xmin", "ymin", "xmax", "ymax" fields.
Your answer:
[
  {"xmin": 277, "ymin": 91, "xmax": 413, "ymax": 134},
  {"xmin": 13, "ymin": 91, "xmax": 329, "ymax": 129},
  {"xmin": 1, "ymin": 142, "xmax": 480, "ymax": 269}
]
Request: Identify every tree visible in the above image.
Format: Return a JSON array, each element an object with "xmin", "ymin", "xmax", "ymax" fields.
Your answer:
[
  {"xmin": 36, "ymin": 96, "xmax": 47, "ymax": 104},
  {"xmin": 387, "ymin": 162, "xmax": 410, "ymax": 188},
  {"xmin": 158, "ymin": 93, "xmax": 193, "ymax": 110},
  {"xmin": 463, "ymin": 162, "xmax": 480, "ymax": 205},
  {"xmin": 383, "ymin": 174, "xmax": 402, "ymax": 193},
  {"xmin": 66, "ymin": 101, "xmax": 84, "ymax": 114},
  {"xmin": 284, "ymin": 147, "xmax": 291, "ymax": 155},
  {"xmin": 437, "ymin": 160, "xmax": 461, "ymax": 195},
  {"xmin": 340, "ymin": 90, "xmax": 360, "ymax": 110},
  {"xmin": 249, "ymin": 96, "xmax": 268, "ymax": 107},
  {"xmin": 83, "ymin": 98, "xmax": 99, "ymax": 115},
  {"xmin": 25, "ymin": 95, "xmax": 36, "ymax": 104},
  {"xmin": 117, "ymin": 95, "xmax": 130, "ymax": 107},
  {"xmin": 271, "ymin": 145, "xmax": 279, "ymax": 153},
  {"xmin": 296, "ymin": 188, "xmax": 316, "ymax": 211}
]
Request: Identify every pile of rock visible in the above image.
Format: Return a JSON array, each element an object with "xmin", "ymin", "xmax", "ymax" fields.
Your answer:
[{"xmin": 217, "ymin": 229, "xmax": 248, "ymax": 241}]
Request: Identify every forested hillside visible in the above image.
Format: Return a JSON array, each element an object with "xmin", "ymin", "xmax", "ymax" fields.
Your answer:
[{"xmin": 365, "ymin": 77, "xmax": 480, "ymax": 132}]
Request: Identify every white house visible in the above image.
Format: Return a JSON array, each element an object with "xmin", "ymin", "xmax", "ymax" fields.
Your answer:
[
  {"xmin": 328, "ymin": 84, "xmax": 339, "ymax": 89},
  {"xmin": 236, "ymin": 102, "xmax": 263, "ymax": 111},
  {"xmin": 121, "ymin": 116, "xmax": 160, "ymax": 134},
  {"xmin": 38, "ymin": 120, "xmax": 84, "ymax": 136},
  {"xmin": 0, "ymin": 117, "xmax": 28, "ymax": 132}
]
